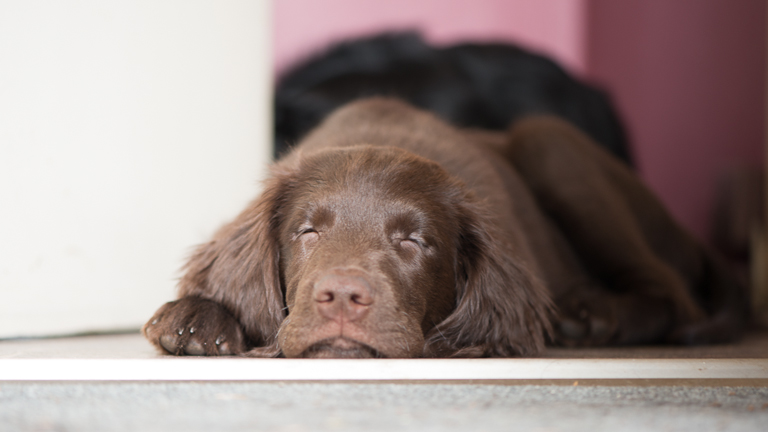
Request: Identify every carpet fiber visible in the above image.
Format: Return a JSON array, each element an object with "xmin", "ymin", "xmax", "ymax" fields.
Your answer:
[{"xmin": 2, "ymin": 382, "xmax": 768, "ymax": 432}]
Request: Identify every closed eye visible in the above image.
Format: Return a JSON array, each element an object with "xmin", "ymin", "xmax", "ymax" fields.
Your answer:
[
  {"xmin": 394, "ymin": 234, "xmax": 427, "ymax": 252},
  {"xmin": 401, "ymin": 237, "xmax": 422, "ymax": 247},
  {"xmin": 296, "ymin": 227, "xmax": 319, "ymax": 241}
]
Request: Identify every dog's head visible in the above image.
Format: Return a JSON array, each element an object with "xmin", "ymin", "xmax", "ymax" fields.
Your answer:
[
  {"xmin": 180, "ymin": 145, "xmax": 551, "ymax": 358},
  {"xmin": 276, "ymin": 146, "xmax": 465, "ymax": 358}
]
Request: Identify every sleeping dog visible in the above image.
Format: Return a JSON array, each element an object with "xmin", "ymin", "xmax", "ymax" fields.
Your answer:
[{"xmin": 144, "ymin": 98, "xmax": 747, "ymax": 358}]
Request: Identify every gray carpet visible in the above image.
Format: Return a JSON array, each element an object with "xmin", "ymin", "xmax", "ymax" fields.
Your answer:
[{"xmin": 2, "ymin": 383, "xmax": 767, "ymax": 432}]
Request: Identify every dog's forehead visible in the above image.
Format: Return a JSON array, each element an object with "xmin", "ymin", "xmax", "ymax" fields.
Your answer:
[
  {"xmin": 283, "ymin": 146, "xmax": 461, "ymax": 230},
  {"xmin": 296, "ymin": 145, "xmax": 448, "ymax": 194}
]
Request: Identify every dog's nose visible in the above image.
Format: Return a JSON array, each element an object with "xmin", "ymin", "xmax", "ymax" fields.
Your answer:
[{"xmin": 313, "ymin": 273, "xmax": 373, "ymax": 323}]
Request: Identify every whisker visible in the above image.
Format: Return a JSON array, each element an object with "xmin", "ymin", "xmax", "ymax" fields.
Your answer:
[
  {"xmin": 275, "ymin": 316, "xmax": 291, "ymax": 342},
  {"xmin": 433, "ymin": 320, "xmax": 448, "ymax": 342},
  {"xmin": 395, "ymin": 322, "xmax": 411, "ymax": 353}
]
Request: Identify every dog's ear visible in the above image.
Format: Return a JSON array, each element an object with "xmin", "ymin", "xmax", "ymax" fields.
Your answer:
[
  {"xmin": 177, "ymin": 165, "xmax": 298, "ymax": 357},
  {"xmin": 425, "ymin": 198, "xmax": 554, "ymax": 357}
]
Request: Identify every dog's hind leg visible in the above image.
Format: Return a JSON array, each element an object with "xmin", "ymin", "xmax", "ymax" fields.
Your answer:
[{"xmin": 502, "ymin": 115, "xmax": 744, "ymax": 345}]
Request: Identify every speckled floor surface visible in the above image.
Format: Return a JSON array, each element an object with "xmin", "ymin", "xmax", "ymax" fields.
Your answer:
[{"xmin": 2, "ymin": 382, "xmax": 767, "ymax": 432}]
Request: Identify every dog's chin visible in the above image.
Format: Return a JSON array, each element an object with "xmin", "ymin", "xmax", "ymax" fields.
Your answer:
[{"xmin": 299, "ymin": 337, "xmax": 383, "ymax": 358}]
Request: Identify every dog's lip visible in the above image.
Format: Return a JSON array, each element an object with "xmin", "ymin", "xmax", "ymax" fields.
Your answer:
[{"xmin": 299, "ymin": 336, "xmax": 384, "ymax": 358}]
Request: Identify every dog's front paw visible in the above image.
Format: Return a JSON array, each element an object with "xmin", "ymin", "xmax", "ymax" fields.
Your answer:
[
  {"xmin": 554, "ymin": 290, "xmax": 618, "ymax": 347},
  {"xmin": 142, "ymin": 297, "xmax": 247, "ymax": 356}
]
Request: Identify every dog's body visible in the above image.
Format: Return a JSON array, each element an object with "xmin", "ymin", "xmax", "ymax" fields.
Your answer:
[{"xmin": 144, "ymin": 98, "xmax": 748, "ymax": 358}]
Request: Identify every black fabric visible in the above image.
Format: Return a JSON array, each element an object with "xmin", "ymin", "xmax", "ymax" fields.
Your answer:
[{"xmin": 274, "ymin": 32, "xmax": 632, "ymax": 165}]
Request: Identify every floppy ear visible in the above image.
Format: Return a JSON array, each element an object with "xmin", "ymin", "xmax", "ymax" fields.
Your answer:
[
  {"xmin": 424, "ymin": 199, "xmax": 554, "ymax": 357},
  {"xmin": 177, "ymin": 166, "xmax": 297, "ymax": 357}
]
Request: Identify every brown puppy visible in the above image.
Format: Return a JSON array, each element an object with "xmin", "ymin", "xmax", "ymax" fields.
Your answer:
[{"xmin": 143, "ymin": 98, "xmax": 748, "ymax": 358}]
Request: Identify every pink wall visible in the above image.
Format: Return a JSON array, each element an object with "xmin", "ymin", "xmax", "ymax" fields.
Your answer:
[
  {"xmin": 274, "ymin": 0, "xmax": 588, "ymax": 75},
  {"xmin": 587, "ymin": 0, "xmax": 766, "ymax": 241},
  {"xmin": 274, "ymin": 0, "xmax": 766, "ymax": 242}
]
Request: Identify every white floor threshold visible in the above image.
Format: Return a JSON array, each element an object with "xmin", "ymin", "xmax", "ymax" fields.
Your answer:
[{"xmin": 2, "ymin": 333, "xmax": 767, "ymax": 383}]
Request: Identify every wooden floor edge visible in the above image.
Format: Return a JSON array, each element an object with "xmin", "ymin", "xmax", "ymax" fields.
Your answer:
[
  {"xmin": 2, "ymin": 358, "xmax": 766, "ymax": 381},
  {"xmin": 1, "ymin": 379, "xmax": 767, "ymax": 387}
]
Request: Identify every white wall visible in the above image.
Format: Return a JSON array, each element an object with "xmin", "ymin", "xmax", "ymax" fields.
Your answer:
[{"xmin": 0, "ymin": 1, "xmax": 272, "ymax": 338}]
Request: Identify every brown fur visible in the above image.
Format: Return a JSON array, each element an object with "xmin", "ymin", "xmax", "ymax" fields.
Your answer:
[{"xmin": 143, "ymin": 98, "xmax": 748, "ymax": 358}]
